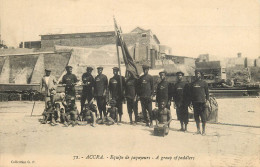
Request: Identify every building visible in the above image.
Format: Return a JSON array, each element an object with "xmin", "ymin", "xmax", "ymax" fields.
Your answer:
[
  {"xmin": 197, "ymin": 54, "xmax": 209, "ymax": 62},
  {"xmin": 39, "ymin": 27, "xmax": 162, "ymax": 68},
  {"xmin": 20, "ymin": 41, "xmax": 41, "ymax": 49}
]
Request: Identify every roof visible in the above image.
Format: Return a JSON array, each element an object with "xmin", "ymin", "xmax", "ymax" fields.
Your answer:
[
  {"xmin": 40, "ymin": 31, "xmax": 115, "ymax": 37},
  {"xmin": 153, "ymin": 35, "xmax": 160, "ymax": 44},
  {"xmin": 165, "ymin": 54, "xmax": 196, "ymax": 59}
]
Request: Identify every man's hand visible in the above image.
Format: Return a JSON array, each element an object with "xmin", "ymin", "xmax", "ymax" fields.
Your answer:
[
  {"xmin": 189, "ymin": 104, "xmax": 193, "ymax": 110},
  {"xmin": 163, "ymin": 124, "xmax": 168, "ymax": 128},
  {"xmin": 173, "ymin": 103, "xmax": 176, "ymax": 109}
]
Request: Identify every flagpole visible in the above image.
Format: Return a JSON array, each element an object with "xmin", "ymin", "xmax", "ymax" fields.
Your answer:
[{"xmin": 113, "ymin": 17, "xmax": 123, "ymax": 98}]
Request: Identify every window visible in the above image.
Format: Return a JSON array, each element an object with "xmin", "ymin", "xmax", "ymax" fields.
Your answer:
[{"xmin": 141, "ymin": 33, "xmax": 147, "ymax": 37}]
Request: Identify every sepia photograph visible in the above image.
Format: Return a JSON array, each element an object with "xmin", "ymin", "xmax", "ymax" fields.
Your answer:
[{"xmin": 0, "ymin": 0, "xmax": 260, "ymax": 166}]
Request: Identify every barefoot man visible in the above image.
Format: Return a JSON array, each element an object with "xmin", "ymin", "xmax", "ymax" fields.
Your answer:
[{"xmin": 190, "ymin": 70, "xmax": 209, "ymax": 135}]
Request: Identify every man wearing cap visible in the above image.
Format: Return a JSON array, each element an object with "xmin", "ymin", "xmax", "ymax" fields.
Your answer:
[
  {"xmin": 156, "ymin": 71, "xmax": 170, "ymax": 110},
  {"xmin": 94, "ymin": 67, "xmax": 108, "ymax": 119},
  {"xmin": 172, "ymin": 71, "xmax": 190, "ymax": 132},
  {"xmin": 125, "ymin": 71, "xmax": 138, "ymax": 125},
  {"xmin": 61, "ymin": 66, "xmax": 78, "ymax": 98},
  {"xmin": 190, "ymin": 70, "xmax": 209, "ymax": 135},
  {"xmin": 108, "ymin": 67, "xmax": 126, "ymax": 122},
  {"xmin": 137, "ymin": 65, "xmax": 154, "ymax": 127},
  {"xmin": 81, "ymin": 67, "xmax": 95, "ymax": 113},
  {"xmin": 41, "ymin": 69, "xmax": 57, "ymax": 108}
]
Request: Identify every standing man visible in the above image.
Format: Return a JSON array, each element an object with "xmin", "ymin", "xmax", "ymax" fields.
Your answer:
[
  {"xmin": 108, "ymin": 67, "xmax": 125, "ymax": 122},
  {"xmin": 41, "ymin": 69, "xmax": 57, "ymax": 108},
  {"xmin": 125, "ymin": 71, "xmax": 138, "ymax": 124},
  {"xmin": 190, "ymin": 70, "xmax": 209, "ymax": 135},
  {"xmin": 61, "ymin": 66, "xmax": 78, "ymax": 99},
  {"xmin": 81, "ymin": 67, "xmax": 95, "ymax": 113},
  {"xmin": 156, "ymin": 71, "xmax": 170, "ymax": 109},
  {"xmin": 94, "ymin": 67, "xmax": 108, "ymax": 119},
  {"xmin": 137, "ymin": 65, "xmax": 154, "ymax": 127},
  {"xmin": 172, "ymin": 71, "xmax": 190, "ymax": 132}
]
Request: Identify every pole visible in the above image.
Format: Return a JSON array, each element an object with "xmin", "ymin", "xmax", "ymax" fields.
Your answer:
[
  {"xmin": 31, "ymin": 101, "xmax": 36, "ymax": 116},
  {"xmin": 113, "ymin": 17, "xmax": 123, "ymax": 98}
]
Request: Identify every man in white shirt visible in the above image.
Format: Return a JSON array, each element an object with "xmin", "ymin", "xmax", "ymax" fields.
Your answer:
[{"xmin": 41, "ymin": 69, "xmax": 57, "ymax": 108}]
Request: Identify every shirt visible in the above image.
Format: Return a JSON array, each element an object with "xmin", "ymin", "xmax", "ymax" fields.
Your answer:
[
  {"xmin": 190, "ymin": 79, "xmax": 209, "ymax": 103},
  {"xmin": 156, "ymin": 80, "xmax": 169, "ymax": 103},
  {"xmin": 173, "ymin": 81, "xmax": 190, "ymax": 106},
  {"xmin": 81, "ymin": 72, "xmax": 94, "ymax": 93},
  {"xmin": 125, "ymin": 78, "xmax": 137, "ymax": 99},
  {"xmin": 44, "ymin": 76, "xmax": 50, "ymax": 85},
  {"xmin": 109, "ymin": 75, "xmax": 125, "ymax": 99},
  {"xmin": 94, "ymin": 74, "xmax": 108, "ymax": 97},
  {"xmin": 62, "ymin": 73, "xmax": 78, "ymax": 96},
  {"xmin": 138, "ymin": 74, "xmax": 154, "ymax": 98}
]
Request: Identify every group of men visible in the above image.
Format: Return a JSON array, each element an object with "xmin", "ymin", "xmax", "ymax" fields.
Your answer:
[{"xmin": 41, "ymin": 64, "xmax": 209, "ymax": 135}]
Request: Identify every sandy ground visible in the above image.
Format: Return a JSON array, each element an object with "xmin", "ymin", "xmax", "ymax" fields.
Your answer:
[{"xmin": 0, "ymin": 98, "xmax": 260, "ymax": 167}]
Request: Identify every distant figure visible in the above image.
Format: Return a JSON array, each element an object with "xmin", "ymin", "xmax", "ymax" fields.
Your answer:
[
  {"xmin": 137, "ymin": 65, "xmax": 154, "ymax": 127},
  {"xmin": 108, "ymin": 67, "xmax": 125, "ymax": 122},
  {"xmin": 190, "ymin": 70, "xmax": 209, "ymax": 135},
  {"xmin": 61, "ymin": 66, "xmax": 78, "ymax": 98},
  {"xmin": 125, "ymin": 71, "xmax": 138, "ymax": 125},
  {"xmin": 172, "ymin": 71, "xmax": 190, "ymax": 132},
  {"xmin": 40, "ymin": 69, "xmax": 57, "ymax": 108},
  {"xmin": 94, "ymin": 67, "xmax": 108, "ymax": 119},
  {"xmin": 81, "ymin": 67, "xmax": 95, "ymax": 113}
]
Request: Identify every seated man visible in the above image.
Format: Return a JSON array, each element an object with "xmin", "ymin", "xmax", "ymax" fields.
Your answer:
[
  {"xmin": 62, "ymin": 98, "xmax": 80, "ymax": 127},
  {"xmin": 154, "ymin": 101, "xmax": 172, "ymax": 136},
  {"xmin": 97, "ymin": 100, "xmax": 119, "ymax": 125},
  {"xmin": 80, "ymin": 103, "xmax": 96, "ymax": 127},
  {"xmin": 59, "ymin": 108, "xmax": 66, "ymax": 124},
  {"xmin": 42, "ymin": 101, "xmax": 58, "ymax": 126},
  {"xmin": 53, "ymin": 103, "xmax": 61, "ymax": 123}
]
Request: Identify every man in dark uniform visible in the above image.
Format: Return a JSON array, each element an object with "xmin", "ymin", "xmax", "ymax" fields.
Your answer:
[
  {"xmin": 94, "ymin": 66, "xmax": 108, "ymax": 119},
  {"xmin": 190, "ymin": 70, "xmax": 209, "ymax": 135},
  {"xmin": 125, "ymin": 71, "xmax": 138, "ymax": 125},
  {"xmin": 61, "ymin": 66, "xmax": 78, "ymax": 99},
  {"xmin": 156, "ymin": 71, "xmax": 170, "ymax": 109},
  {"xmin": 108, "ymin": 67, "xmax": 125, "ymax": 122},
  {"xmin": 137, "ymin": 65, "xmax": 154, "ymax": 127},
  {"xmin": 81, "ymin": 67, "xmax": 95, "ymax": 113},
  {"xmin": 172, "ymin": 71, "xmax": 190, "ymax": 132}
]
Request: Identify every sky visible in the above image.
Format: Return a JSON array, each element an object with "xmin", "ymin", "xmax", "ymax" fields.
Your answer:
[{"xmin": 0, "ymin": 0, "xmax": 259, "ymax": 59}]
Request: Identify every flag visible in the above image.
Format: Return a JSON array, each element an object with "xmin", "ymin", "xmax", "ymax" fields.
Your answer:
[{"xmin": 114, "ymin": 17, "xmax": 140, "ymax": 79}]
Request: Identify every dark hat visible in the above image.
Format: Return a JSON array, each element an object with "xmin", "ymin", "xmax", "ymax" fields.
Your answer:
[
  {"xmin": 97, "ymin": 66, "xmax": 103, "ymax": 70},
  {"xmin": 176, "ymin": 71, "xmax": 184, "ymax": 76},
  {"xmin": 159, "ymin": 71, "xmax": 166, "ymax": 75},
  {"xmin": 66, "ymin": 65, "xmax": 72, "ymax": 69},
  {"xmin": 112, "ymin": 67, "xmax": 119, "ymax": 71},
  {"xmin": 45, "ymin": 68, "xmax": 51, "ymax": 72},
  {"xmin": 142, "ymin": 65, "xmax": 150, "ymax": 69},
  {"xmin": 87, "ymin": 67, "xmax": 93, "ymax": 71}
]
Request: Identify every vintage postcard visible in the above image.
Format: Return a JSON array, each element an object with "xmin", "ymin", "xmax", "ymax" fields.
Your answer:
[{"xmin": 0, "ymin": 0, "xmax": 259, "ymax": 167}]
